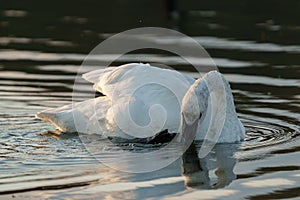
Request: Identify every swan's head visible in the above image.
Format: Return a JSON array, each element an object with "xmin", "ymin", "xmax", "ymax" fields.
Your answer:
[
  {"xmin": 181, "ymin": 71, "xmax": 245, "ymax": 143},
  {"xmin": 180, "ymin": 73, "xmax": 210, "ymax": 142}
]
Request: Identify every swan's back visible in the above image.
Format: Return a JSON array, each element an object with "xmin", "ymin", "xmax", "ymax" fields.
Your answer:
[{"xmin": 83, "ymin": 63, "xmax": 194, "ymax": 98}]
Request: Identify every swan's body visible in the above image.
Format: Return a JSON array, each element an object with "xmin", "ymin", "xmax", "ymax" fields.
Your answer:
[{"xmin": 36, "ymin": 63, "xmax": 245, "ymax": 143}]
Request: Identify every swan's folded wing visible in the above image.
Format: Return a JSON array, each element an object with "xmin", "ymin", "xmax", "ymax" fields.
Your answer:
[{"xmin": 93, "ymin": 63, "xmax": 195, "ymax": 134}]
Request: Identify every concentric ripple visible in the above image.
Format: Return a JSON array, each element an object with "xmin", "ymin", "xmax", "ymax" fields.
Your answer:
[{"xmin": 242, "ymin": 120, "xmax": 299, "ymax": 150}]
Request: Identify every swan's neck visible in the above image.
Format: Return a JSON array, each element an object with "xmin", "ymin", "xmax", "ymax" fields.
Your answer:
[
  {"xmin": 182, "ymin": 71, "xmax": 245, "ymax": 143},
  {"xmin": 199, "ymin": 72, "xmax": 245, "ymax": 142}
]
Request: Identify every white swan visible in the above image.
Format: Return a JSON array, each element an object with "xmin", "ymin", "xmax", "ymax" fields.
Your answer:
[{"xmin": 36, "ymin": 63, "xmax": 245, "ymax": 143}]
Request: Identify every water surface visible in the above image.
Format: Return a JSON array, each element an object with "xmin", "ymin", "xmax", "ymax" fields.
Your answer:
[{"xmin": 0, "ymin": 1, "xmax": 300, "ymax": 199}]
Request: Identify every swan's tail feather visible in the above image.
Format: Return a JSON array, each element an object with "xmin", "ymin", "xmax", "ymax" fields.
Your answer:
[
  {"xmin": 36, "ymin": 97, "xmax": 111, "ymax": 134},
  {"xmin": 36, "ymin": 104, "xmax": 76, "ymax": 132}
]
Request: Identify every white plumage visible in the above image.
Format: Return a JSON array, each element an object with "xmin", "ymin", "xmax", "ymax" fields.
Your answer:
[{"xmin": 36, "ymin": 63, "xmax": 245, "ymax": 143}]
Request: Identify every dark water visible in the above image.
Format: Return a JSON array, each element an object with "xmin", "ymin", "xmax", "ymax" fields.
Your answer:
[{"xmin": 0, "ymin": 1, "xmax": 300, "ymax": 199}]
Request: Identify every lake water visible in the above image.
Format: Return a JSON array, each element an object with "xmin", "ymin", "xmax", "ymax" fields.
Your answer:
[{"xmin": 0, "ymin": 1, "xmax": 300, "ymax": 199}]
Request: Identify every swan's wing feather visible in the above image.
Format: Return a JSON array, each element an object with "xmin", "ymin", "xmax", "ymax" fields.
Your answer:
[
  {"xmin": 82, "ymin": 67, "xmax": 116, "ymax": 93},
  {"xmin": 82, "ymin": 63, "xmax": 143, "ymax": 93},
  {"xmin": 82, "ymin": 63, "xmax": 195, "ymax": 97},
  {"xmin": 82, "ymin": 67, "xmax": 115, "ymax": 84}
]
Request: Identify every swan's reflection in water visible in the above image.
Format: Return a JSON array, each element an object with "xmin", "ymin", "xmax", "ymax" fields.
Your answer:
[{"xmin": 182, "ymin": 142, "xmax": 238, "ymax": 189}]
